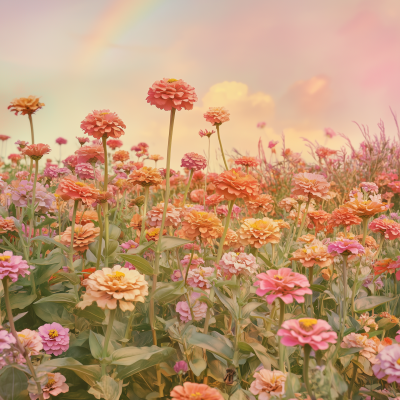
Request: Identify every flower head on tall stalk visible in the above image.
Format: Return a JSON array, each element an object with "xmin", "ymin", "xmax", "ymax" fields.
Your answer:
[
  {"xmin": 249, "ymin": 369, "xmax": 287, "ymax": 400},
  {"xmin": 8, "ymin": 96, "xmax": 44, "ymax": 116},
  {"xmin": 237, "ymin": 217, "xmax": 281, "ymax": 249}
]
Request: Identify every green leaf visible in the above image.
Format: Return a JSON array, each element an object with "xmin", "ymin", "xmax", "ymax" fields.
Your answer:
[
  {"xmin": 245, "ymin": 342, "xmax": 278, "ymax": 369},
  {"xmin": 104, "ymin": 239, "xmax": 119, "ymax": 256},
  {"xmin": 9, "ymin": 293, "xmax": 37, "ymax": 310},
  {"xmin": 214, "ymin": 287, "xmax": 238, "ymax": 318},
  {"xmin": 187, "ymin": 332, "xmax": 234, "ymax": 361},
  {"xmin": 238, "ymin": 342, "xmax": 254, "ymax": 353},
  {"xmin": 153, "ymin": 281, "xmax": 186, "ymax": 305},
  {"xmin": 107, "ymin": 224, "xmax": 122, "ymax": 240},
  {"xmin": 118, "ymin": 254, "xmax": 154, "ymax": 275},
  {"xmin": 31, "ymin": 236, "xmax": 70, "ymax": 252},
  {"xmin": 53, "ymin": 272, "xmax": 81, "ymax": 285},
  {"xmin": 33, "ymin": 302, "xmax": 75, "ymax": 328},
  {"xmin": 359, "ymin": 390, "xmax": 388, "ymax": 400},
  {"xmin": 230, "ymin": 389, "xmax": 251, "ymax": 400},
  {"xmin": 41, "ymin": 357, "xmax": 101, "ymax": 387},
  {"xmin": 88, "ymin": 376, "xmax": 123, "ymax": 400},
  {"xmin": 189, "ymin": 346, "xmax": 207, "ymax": 376},
  {"xmin": 36, "ymin": 263, "xmax": 64, "ymax": 285},
  {"xmin": 310, "ymin": 284, "xmax": 325, "ymax": 293},
  {"xmin": 258, "ymin": 252, "xmax": 273, "ymax": 267},
  {"xmin": 157, "ymin": 236, "xmax": 192, "ymax": 252},
  {"xmin": 241, "ymin": 302, "xmax": 263, "ymax": 320},
  {"xmin": 197, "ymin": 295, "xmax": 213, "ymax": 308},
  {"xmin": 368, "ymin": 329, "xmax": 384, "ymax": 338},
  {"xmin": 114, "ymin": 346, "xmax": 175, "ymax": 380},
  {"xmin": 126, "ymin": 241, "xmax": 154, "ymax": 255},
  {"xmin": 58, "ymin": 390, "xmax": 97, "ymax": 400},
  {"xmin": 0, "ymin": 367, "xmax": 28, "ymax": 400},
  {"xmin": 354, "ymin": 296, "xmax": 393, "ymax": 313},
  {"xmin": 214, "ymin": 280, "xmax": 239, "ymax": 289},
  {"xmin": 89, "ymin": 331, "xmax": 104, "ymax": 359},
  {"xmin": 35, "ymin": 217, "xmax": 57, "ymax": 230},
  {"xmin": 34, "ymin": 293, "xmax": 77, "ymax": 304},
  {"xmin": 76, "ymin": 304, "xmax": 105, "ymax": 323},
  {"xmin": 338, "ymin": 347, "xmax": 363, "ymax": 357}
]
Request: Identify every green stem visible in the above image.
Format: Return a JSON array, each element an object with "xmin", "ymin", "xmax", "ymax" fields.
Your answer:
[
  {"xmin": 374, "ymin": 234, "xmax": 384, "ymax": 260},
  {"xmin": 102, "ymin": 135, "xmax": 110, "ymax": 269},
  {"xmin": 204, "ymin": 137, "xmax": 211, "ymax": 208},
  {"xmin": 139, "ymin": 186, "xmax": 149, "ymax": 244},
  {"xmin": 296, "ymin": 200, "xmax": 311, "ymax": 240},
  {"xmin": 182, "ymin": 169, "xmax": 194, "ymax": 205},
  {"xmin": 361, "ymin": 217, "xmax": 369, "ymax": 246},
  {"xmin": 351, "ymin": 263, "xmax": 360, "ymax": 318},
  {"xmin": 28, "ymin": 114, "xmax": 35, "ymax": 177},
  {"xmin": 348, "ymin": 358, "xmax": 359, "ymax": 398},
  {"xmin": 29, "ymin": 159, "xmax": 39, "ymax": 240},
  {"xmin": 278, "ymin": 298, "xmax": 286, "ymax": 371},
  {"xmin": 340, "ymin": 255, "xmax": 348, "ymax": 340},
  {"xmin": 3, "ymin": 277, "xmax": 44, "ymax": 400},
  {"xmin": 215, "ymin": 200, "xmax": 235, "ymax": 263},
  {"xmin": 101, "ymin": 309, "xmax": 116, "ymax": 376},
  {"xmin": 303, "ymin": 344, "xmax": 313, "ymax": 397},
  {"xmin": 95, "ymin": 205, "xmax": 103, "ymax": 270},
  {"xmin": 69, "ymin": 200, "xmax": 79, "ymax": 269},
  {"xmin": 216, "ymin": 124, "xmax": 228, "ymax": 170},
  {"xmin": 175, "ymin": 248, "xmax": 195, "ymax": 321}
]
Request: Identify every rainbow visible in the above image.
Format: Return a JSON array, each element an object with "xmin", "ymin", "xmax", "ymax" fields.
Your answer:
[{"xmin": 74, "ymin": 0, "xmax": 161, "ymax": 72}]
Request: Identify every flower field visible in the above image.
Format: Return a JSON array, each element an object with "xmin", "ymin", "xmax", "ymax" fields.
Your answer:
[{"xmin": 2, "ymin": 80, "xmax": 400, "ymax": 400}]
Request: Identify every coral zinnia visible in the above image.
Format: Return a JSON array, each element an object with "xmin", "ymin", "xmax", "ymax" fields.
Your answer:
[
  {"xmin": 223, "ymin": 229, "xmax": 239, "ymax": 250},
  {"xmin": 75, "ymin": 210, "xmax": 98, "ymax": 226},
  {"xmin": 113, "ymin": 150, "xmax": 130, "ymax": 163},
  {"xmin": 8, "ymin": 96, "xmax": 44, "ymax": 115},
  {"xmin": 342, "ymin": 198, "xmax": 387, "ymax": 218},
  {"xmin": 205, "ymin": 194, "xmax": 224, "ymax": 206},
  {"xmin": 373, "ymin": 258, "xmax": 400, "ymax": 276},
  {"xmin": 147, "ymin": 78, "xmax": 198, "ymax": 111},
  {"xmin": 278, "ymin": 318, "xmax": 337, "ymax": 350},
  {"xmin": 77, "ymin": 265, "xmax": 148, "ymax": 311},
  {"xmin": 128, "ymin": 167, "xmax": 162, "ymax": 187},
  {"xmin": 56, "ymin": 176, "xmax": 100, "ymax": 205},
  {"xmin": 146, "ymin": 203, "xmax": 181, "ymax": 228},
  {"xmin": 181, "ymin": 152, "xmax": 207, "ymax": 171},
  {"xmin": 75, "ymin": 145, "xmax": 105, "ymax": 164},
  {"xmin": 237, "ymin": 218, "xmax": 281, "ymax": 248},
  {"xmin": 59, "ymin": 223, "xmax": 100, "ymax": 252},
  {"xmin": 369, "ymin": 217, "xmax": 400, "ymax": 240},
  {"xmin": 326, "ymin": 207, "xmax": 362, "ymax": 231},
  {"xmin": 219, "ymin": 252, "xmax": 259, "ymax": 279},
  {"xmin": 254, "ymin": 268, "xmax": 312, "ymax": 304},
  {"xmin": 21, "ymin": 143, "xmax": 51, "ymax": 160},
  {"xmin": 308, "ymin": 210, "xmax": 330, "ymax": 232},
  {"xmin": 30, "ymin": 372, "xmax": 69, "ymax": 400},
  {"xmin": 249, "ymin": 369, "xmax": 287, "ymax": 400},
  {"xmin": 214, "ymin": 168, "xmax": 260, "ymax": 201},
  {"xmin": 234, "ymin": 156, "xmax": 260, "ymax": 168},
  {"xmin": 0, "ymin": 217, "xmax": 17, "ymax": 234},
  {"xmin": 292, "ymin": 172, "xmax": 330, "ymax": 200},
  {"xmin": 203, "ymin": 107, "xmax": 230, "ymax": 125},
  {"xmin": 106, "ymin": 138, "xmax": 123, "ymax": 149},
  {"xmin": 182, "ymin": 210, "xmax": 223, "ymax": 244},
  {"xmin": 80, "ymin": 109, "xmax": 126, "ymax": 139},
  {"xmin": 290, "ymin": 240, "xmax": 334, "ymax": 268},
  {"xmin": 170, "ymin": 382, "xmax": 224, "ymax": 400},
  {"xmin": 246, "ymin": 194, "xmax": 274, "ymax": 215}
]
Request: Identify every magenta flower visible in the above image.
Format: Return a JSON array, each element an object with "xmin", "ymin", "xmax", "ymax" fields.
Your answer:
[
  {"xmin": 63, "ymin": 155, "xmax": 78, "ymax": 170},
  {"xmin": 216, "ymin": 204, "xmax": 241, "ymax": 219},
  {"xmin": 0, "ymin": 329, "xmax": 16, "ymax": 352},
  {"xmin": 55, "ymin": 137, "xmax": 67, "ymax": 145},
  {"xmin": 181, "ymin": 152, "xmax": 207, "ymax": 171},
  {"xmin": 76, "ymin": 136, "xmax": 90, "ymax": 145},
  {"xmin": 120, "ymin": 240, "xmax": 139, "ymax": 252},
  {"xmin": 30, "ymin": 372, "xmax": 69, "ymax": 400},
  {"xmin": 38, "ymin": 322, "xmax": 69, "ymax": 356},
  {"xmin": 219, "ymin": 252, "xmax": 259, "ymax": 279},
  {"xmin": 176, "ymin": 293, "xmax": 208, "ymax": 323},
  {"xmin": 174, "ymin": 360, "xmax": 188, "ymax": 374},
  {"xmin": 268, "ymin": 140, "xmax": 278, "ymax": 149},
  {"xmin": 181, "ymin": 254, "xmax": 204, "ymax": 268},
  {"xmin": 75, "ymin": 163, "xmax": 95, "ymax": 180},
  {"xmin": 396, "ymin": 330, "xmax": 400, "ymax": 342},
  {"xmin": 327, "ymin": 239, "xmax": 365, "ymax": 255},
  {"xmin": 171, "ymin": 270, "xmax": 182, "ymax": 282},
  {"xmin": 372, "ymin": 344, "xmax": 400, "ymax": 383},
  {"xmin": 277, "ymin": 318, "xmax": 337, "ymax": 350},
  {"xmin": 80, "ymin": 110, "xmax": 126, "ymax": 140},
  {"xmin": 198, "ymin": 129, "xmax": 215, "ymax": 138},
  {"xmin": 147, "ymin": 78, "xmax": 198, "ymax": 111},
  {"xmin": 324, "ymin": 128, "xmax": 336, "ymax": 138},
  {"xmin": 254, "ymin": 268, "xmax": 312, "ymax": 304},
  {"xmin": 0, "ymin": 251, "xmax": 32, "ymax": 282},
  {"xmin": 257, "ymin": 122, "xmax": 266, "ymax": 129},
  {"xmin": 123, "ymin": 262, "xmax": 135, "ymax": 270}
]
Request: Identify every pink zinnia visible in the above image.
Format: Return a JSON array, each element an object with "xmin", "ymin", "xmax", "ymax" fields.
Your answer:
[
  {"xmin": 219, "ymin": 252, "xmax": 259, "ymax": 279},
  {"xmin": 80, "ymin": 109, "xmax": 126, "ymax": 139},
  {"xmin": 76, "ymin": 136, "xmax": 90, "ymax": 145},
  {"xmin": 277, "ymin": 318, "xmax": 337, "ymax": 350},
  {"xmin": 75, "ymin": 163, "xmax": 95, "ymax": 180},
  {"xmin": 106, "ymin": 138, "xmax": 123, "ymax": 150},
  {"xmin": 203, "ymin": 107, "xmax": 230, "ymax": 125},
  {"xmin": 171, "ymin": 269, "xmax": 182, "ymax": 282},
  {"xmin": 181, "ymin": 152, "xmax": 207, "ymax": 171},
  {"xmin": 176, "ymin": 292, "xmax": 207, "ymax": 322},
  {"xmin": 257, "ymin": 122, "xmax": 266, "ymax": 129},
  {"xmin": 369, "ymin": 218, "xmax": 400, "ymax": 240},
  {"xmin": 372, "ymin": 344, "xmax": 400, "ymax": 383},
  {"xmin": 120, "ymin": 240, "xmax": 139, "ymax": 251},
  {"xmin": 324, "ymin": 127, "xmax": 336, "ymax": 138},
  {"xmin": 21, "ymin": 143, "xmax": 51, "ymax": 160},
  {"xmin": 0, "ymin": 251, "xmax": 32, "ymax": 282},
  {"xmin": 328, "ymin": 239, "xmax": 365, "ymax": 255},
  {"xmin": 55, "ymin": 137, "xmax": 67, "ymax": 145},
  {"xmin": 147, "ymin": 78, "xmax": 197, "ymax": 111},
  {"xmin": 199, "ymin": 129, "xmax": 215, "ymax": 138},
  {"xmin": 0, "ymin": 329, "xmax": 16, "ymax": 352},
  {"xmin": 268, "ymin": 140, "xmax": 278, "ymax": 149},
  {"xmin": 292, "ymin": 172, "xmax": 330, "ymax": 200},
  {"xmin": 181, "ymin": 254, "xmax": 205, "ymax": 268},
  {"xmin": 63, "ymin": 155, "xmax": 78, "ymax": 169},
  {"xmin": 254, "ymin": 268, "xmax": 312, "ymax": 304},
  {"xmin": 75, "ymin": 145, "xmax": 105, "ymax": 164},
  {"xmin": 186, "ymin": 267, "xmax": 214, "ymax": 289},
  {"xmin": 30, "ymin": 372, "xmax": 69, "ymax": 400},
  {"xmin": 360, "ymin": 182, "xmax": 379, "ymax": 193},
  {"xmin": 38, "ymin": 322, "xmax": 69, "ymax": 356}
]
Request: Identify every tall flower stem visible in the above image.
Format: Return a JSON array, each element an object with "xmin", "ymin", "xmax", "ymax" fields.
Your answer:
[
  {"xmin": 102, "ymin": 136, "xmax": 110, "ymax": 269},
  {"xmin": 296, "ymin": 199, "xmax": 311, "ymax": 240},
  {"xmin": 361, "ymin": 218, "xmax": 369, "ymax": 246},
  {"xmin": 216, "ymin": 124, "xmax": 228, "ymax": 170},
  {"xmin": 139, "ymin": 186, "xmax": 149, "ymax": 244},
  {"xmin": 29, "ymin": 159, "xmax": 39, "ymax": 240},
  {"xmin": 3, "ymin": 277, "xmax": 44, "ymax": 400},
  {"xmin": 340, "ymin": 255, "xmax": 348, "ymax": 340},
  {"xmin": 216, "ymin": 200, "xmax": 235, "ymax": 263},
  {"xmin": 28, "ymin": 114, "xmax": 35, "ymax": 175},
  {"xmin": 69, "ymin": 200, "xmax": 79, "ymax": 270},
  {"xmin": 303, "ymin": 344, "xmax": 313, "ymax": 397},
  {"xmin": 182, "ymin": 169, "xmax": 194, "ymax": 205},
  {"xmin": 278, "ymin": 298, "xmax": 286, "ymax": 371},
  {"xmin": 204, "ymin": 136, "xmax": 211, "ymax": 208},
  {"xmin": 101, "ymin": 309, "xmax": 116, "ymax": 376},
  {"xmin": 95, "ymin": 205, "xmax": 103, "ymax": 270}
]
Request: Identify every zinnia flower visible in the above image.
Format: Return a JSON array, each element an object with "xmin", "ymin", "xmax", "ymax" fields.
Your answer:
[
  {"xmin": 0, "ymin": 251, "xmax": 32, "ymax": 282},
  {"xmin": 182, "ymin": 210, "xmax": 223, "ymax": 244},
  {"xmin": 75, "ymin": 145, "xmax": 105, "ymax": 164},
  {"xmin": 373, "ymin": 258, "xmax": 400, "ymax": 276},
  {"xmin": 76, "ymin": 136, "xmax": 90, "ymax": 145},
  {"xmin": 234, "ymin": 156, "xmax": 260, "ymax": 168},
  {"xmin": 190, "ymin": 189, "xmax": 206, "ymax": 204},
  {"xmin": 369, "ymin": 218, "xmax": 400, "ymax": 240},
  {"xmin": 22, "ymin": 144, "xmax": 51, "ymax": 160},
  {"xmin": 278, "ymin": 197, "xmax": 297, "ymax": 212},
  {"xmin": 30, "ymin": 372, "xmax": 69, "ymax": 400},
  {"xmin": 246, "ymin": 194, "xmax": 274, "ymax": 215},
  {"xmin": 146, "ymin": 203, "xmax": 180, "ymax": 228},
  {"xmin": 128, "ymin": 167, "xmax": 162, "ymax": 187},
  {"xmin": 187, "ymin": 267, "xmax": 214, "ymax": 289},
  {"xmin": 174, "ymin": 361, "xmax": 188, "ymax": 375},
  {"xmin": 205, "ymin": 194, "xmax": 224, "ymax": 206},
  {"xmin": 75, "ymin": 210, "xmax": 98, "ymax": 225},
  {"xmin": 77, "ymin": 265, "xmax": 148, "ymax": 312},
  {"xmin": 342, "ymin": 198, "xmax": 387, "ymax": 218},
  {"xmin": 147, "ymin": 78, "xmax": 197, "ymax": 111},
  {"xmin": 75, "ymin": 163, "xmax": 95, "ymax": 180},
  {"xmin": 113, "ymin": 150, "xmax": 129, "ymax": 162},
  {"xmin": 219, "ymin": 252, "xmax": 259, "ymax": 278},
  {"xmin": 0, "ymin": 329, "xmax": 16, "ymax": 352},
  {"xmin": 38, "ymin": 322, "xmax": 69, "ymax": 356},
  {"xmin": 290, "ymin": 240, "xmax": 333, "ymax": 268},
  {"xmin": 80, "ymin": 109, "xmax": 126, "ymax": 139},
  {"xmin": 56, "ymin": 176, "xmax": 99, "ymax": 205},
  {"xmin": 55, "ymin": 137, "xmax": 67, "ymax": 145},
  {"xmin": 176, "ymin": 293, "xmax": 208, "ymax": 323},
  {"xmin": 63, "ymin": 155, "xmax": 78, "ymax": 170},
  {"xmin": 170, "ymin": 382, "xmax": 223, "ymax": 400},
  {"xmin": 17, "ymin": 329, "xmax": 43, "ymax": 355},
  {"xmin": 341, "ymin": 333, "xmax": 378, "ymax": 364},
  {"xmin": 249, "ymin": 369, "xmax": 286, "ymax": 400},
  {"xmin": 203, "ymin": 107, "xmax": 230, "ymax": 125},
  {"xmin": 181, "ymin": 152, "xmax": 207, "ymax": 171},
  {"xmin": 308, "ymin": 210, "xmax": 330, "ymax": 232},
  {"xmin": 326, "ymin": 207, "xmax": 362, "ymax": 232},
  {"xmin": 0, "ymin": 217, "xmax": 17, "ymax": 234},
  {"xmin": 277, "ymin": 318, "xmax": 337, "ymax": 350},
  {"xmin": 59, "ymin": 223, "xmax": 100, "ymax": 252},
  {"xmin": 372, "ymin": 344, "xmax": 400, "ymax": 383},
  {"xmin": 214, "ymin": 168, "xmax": 260, "ymax": 201},
  {"xmin": 291, "ymin": 172, "xmax": 330, "ymax": 200},
  {"xmin": 297, "ymin": 234, "xmax": 316, "ymax": 243},
  {"xmin": 254, "ymin": 268, "xmax": 312, "ymax": 304},
  {"xmin": 8, "ymin": 96, "xmax": 44, "ymax": 115},
  {"xmin": 198, "ymin": 129, "xmax": 215, "ymax": 138},
  {"xmin": 223, "ymin": 229, "xmax": 239, "ymax": 250},
  {"xmin": 328, "ymin": 239, "xmax": 365, "ymax": 256},
  {"xmin": 237, "ymin": 218, "xmax": 281, "ymax": 249},
  {"xmin": 106, "ymin": 139, "xmax": 123, "ymax": 150}
]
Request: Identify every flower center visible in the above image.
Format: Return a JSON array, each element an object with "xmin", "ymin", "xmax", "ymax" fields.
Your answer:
[
  {"xmin": 190, "ymin": 393, "xmax": 202, "ymax": 398},
  {"xmin": 108, "ymin": 271, "xmax": 125, "ymax": 281},
  {"xmin": 46, "ymin": 379, "xmax": 56, "ymax": 388},
  {"xmin": 397, "ymin": 358, "xmax": 400, "ymax": 365},
  {"xmin": 0, "ymin": 255, "xmax": 11, "ymax": 261},
  {"xmin": 274, "ymin": 275, "xmax": 283, "ymax": 280},
  {"xmin": 168, "ymin": 79, "xmax": 178, "ymax": 83},
  {"xmin": 75, "ymin": 182, "xmax": 85, "ymax": 187},
  {"xmin": 250, "ymin": 220, "xmax": 268, "ymax": 230},
  {"xmin": 147, "ymin": 229, "xmax": 160, "ymax": 237},
  {"xmin": 48, "ymin": 329, "xmax": 58, "ymax": 339},
  {"xmin": 299, "ymin": 318, "xmax": 318, "ymax": 331},
  {"xmin": 100, "ymin": 112, "xmax": 109, "ymax": 115}
]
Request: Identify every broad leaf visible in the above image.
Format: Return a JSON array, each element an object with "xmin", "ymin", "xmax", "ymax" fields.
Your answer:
[
  {"xmin": 189, "ymin": 346, "xmax": 207, "ymax": 376},
  {"xmin": 76, "ymin": 304, "xmax": 105, "ymax": 323},
  {"xmin": 0, "ymin": 367, "xmax": 28, "ymax": 400},
  {"xmin": 187, "ymin": 332, "xmax": 234, "ymax": 361},
  {"xmin": 354, "ymin": 296, "xmax": 393, "ymax": 313},
  {"xmin": 214, "ymin": 287, "xmax": 238, "ymax": 319},
  {"xmin": 34, "ymin": 293, "xmax": 77, "ymax": 304},
  {"xmin": 338, "ymin": 347, "xmax": 363, "ymax": 357},
  {"xmin": 33, "ymin": 302, "xmax": 75, "ymax": 328},
  {"xmin": 157, "ymin": 236, "xmax": 192, "ymax": 252},
  {"xmin": 31, "ymin": 236, "xmax": 70, "ymax": 253},
  {"xmin": 242, "ymin": 302, "xmax": 263, "ymax": 320},
  {"xmin": 153, "ymin": 281, "xmax": 186, "ymax": 305},
  {"xmin": 118, "ymin": 254, "xmax": 154, "ymax": 275},
  {"xmin": 53, "ymin": 272, "xmax": 81, "ymax": 285},
  {"xmin": 89, "ymin": 331, "xmax": 105, "ymax": 359},
  {"xmin": 9, "ymin": 293, "xmax": 37, "ymax": 310},
  {"xmin": 245, "ymin": 342, "xmax": 278, "ymax": 369},
  {"xmin": 88, "ymin": 376, "xmax": 123, "ymax": 400}
]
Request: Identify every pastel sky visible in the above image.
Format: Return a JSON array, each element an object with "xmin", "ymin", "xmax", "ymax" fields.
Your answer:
[{"xmin": 1, "ymin": 0, "xmax": 400, "ymax": 170}]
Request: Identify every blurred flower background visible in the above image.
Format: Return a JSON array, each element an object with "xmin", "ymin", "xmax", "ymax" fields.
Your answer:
[{"xmin": 1, "ymin": 0, "xmax": 399, "ymax": 169}]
